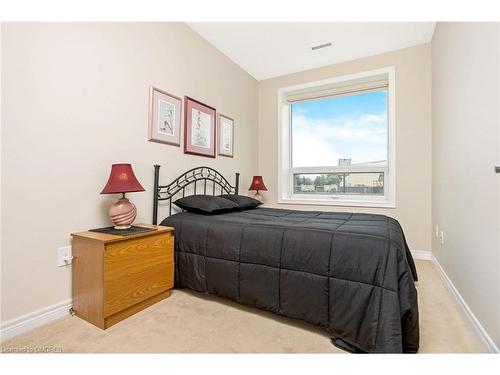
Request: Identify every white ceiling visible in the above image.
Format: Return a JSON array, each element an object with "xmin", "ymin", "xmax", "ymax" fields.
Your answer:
[{"xmin": 187, "ymin": 22, "xmax": 436, "ymax": 80}]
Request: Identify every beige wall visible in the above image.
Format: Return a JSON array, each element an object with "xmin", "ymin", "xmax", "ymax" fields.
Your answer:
[
  {"xmin": 258, "ymin": 44, "xmax": 432, "ymax": 251},
  {"xmin": 5, "ymin": 23, "xmax": 497, "ymax": 351},
  {"xmin": 0, "ymin": 24, "xmax": 3, "ymax": 325},
  {"xmin": 1, "ymin": 23, "xmax": 258, "ymax": 322},
  {"xmin": 431, "ymin": 22, "xmax": 500, "ymax": 348}
]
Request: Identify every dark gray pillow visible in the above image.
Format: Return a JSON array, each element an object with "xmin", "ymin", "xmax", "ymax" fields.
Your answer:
[
  {"xmin": 174, "ymin": 195, "xmax": 240, "ymax": 215},
  {"xmin": 218, "ymin": 194, "xmax": 262, "ymax": 210}
]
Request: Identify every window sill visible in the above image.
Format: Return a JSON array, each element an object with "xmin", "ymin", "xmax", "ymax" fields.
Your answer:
[{"xmin": 277, "ymin": 197, "xmax": 396, "ymax": 209}]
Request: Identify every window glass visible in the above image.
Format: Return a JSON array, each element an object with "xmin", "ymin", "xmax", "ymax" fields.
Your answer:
[
  {"xmin": 291, "ymin": 90, "xmax": 388, "ymax": 168},
  {"xmin": 293, "ymin": 172, "xmax": 385, "ymax": 196}
]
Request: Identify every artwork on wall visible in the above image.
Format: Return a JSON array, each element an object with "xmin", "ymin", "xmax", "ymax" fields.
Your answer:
[
  {"xmin": 218, "ymin": 114, "xmax": 234, "ymax": 158},
  {"xmin": 184, "ymin": 96, "xmax": 216, "ymax": 158},
  {"xmin": 148, "ymin": 86, "xmax": 182, "ymax": 146}
]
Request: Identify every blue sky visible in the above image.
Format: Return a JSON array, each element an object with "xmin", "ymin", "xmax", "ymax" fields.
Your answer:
[{"xmin": 291, "ymin": 90, "xmax": 388, "ymax": 167}]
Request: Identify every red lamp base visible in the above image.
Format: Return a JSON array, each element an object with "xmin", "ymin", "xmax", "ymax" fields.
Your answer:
[
  {"xmin": 253, "ymin": 191, "xmax": 263, "ymax": 202},
  {"xmin": 109, "ymin": 196, "xmax": 137, "ymax": 230}
]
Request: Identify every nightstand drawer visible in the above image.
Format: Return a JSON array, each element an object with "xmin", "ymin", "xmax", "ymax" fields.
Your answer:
[
  {"xmin": 105, "ymin": 232, "xmax": 174, "ymax": 265},
  {"xmin": 103, "ymin": 233, "xmax": 174, "ymax": 317}
]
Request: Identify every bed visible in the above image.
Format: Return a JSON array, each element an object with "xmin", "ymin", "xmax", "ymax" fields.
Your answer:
[{"xmin": 152, "ymin": 165, "xmax": 419, "ymax": 353}]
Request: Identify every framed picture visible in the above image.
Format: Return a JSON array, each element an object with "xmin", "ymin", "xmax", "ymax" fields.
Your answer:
[
  {"xmin": 148, "ymin": 86, "xmax": 182, "ymax": 146},
  {"xmin": 218, "ymin": 114, "xmax": 234, "ymax": 158},
  {"xmin": 184, "ymin": 96, "xmax": 216, "ymax": 158}
]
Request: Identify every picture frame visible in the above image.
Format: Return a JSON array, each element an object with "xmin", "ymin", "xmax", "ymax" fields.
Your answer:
[
  {"xmin": 218, "ymin": 114, "xmax": 234, "ymax": 158},
  {"xmin": 184, "ymin": 96, "xmax": 216, "ymax": 158},
  {"xmin": 148, "ymin": 86, "xmax": 182, "ymax": 146}
]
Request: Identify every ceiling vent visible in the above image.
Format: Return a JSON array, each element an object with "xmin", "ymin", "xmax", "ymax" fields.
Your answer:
[{"xmin": 311, "ymin": 42, "xmax": 332, "ymax": 51}]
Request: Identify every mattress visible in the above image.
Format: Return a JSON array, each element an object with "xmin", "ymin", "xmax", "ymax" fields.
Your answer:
[{"xmin": 161, "ymin": 207, "xmax": 419, "ymax": 353}]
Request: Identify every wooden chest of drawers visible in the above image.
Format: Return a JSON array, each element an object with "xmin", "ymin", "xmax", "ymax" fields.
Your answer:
[{"xmin": 71, "ymin": 225, "xmax": 174, "ymax": 329}]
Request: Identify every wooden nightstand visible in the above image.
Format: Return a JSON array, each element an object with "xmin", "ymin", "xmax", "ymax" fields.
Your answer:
[{"xmin": 71, "ymin": 224, "xmax": 174, "ymax": 329}]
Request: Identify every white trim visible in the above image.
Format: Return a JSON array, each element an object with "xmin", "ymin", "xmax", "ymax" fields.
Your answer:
[
  {"xmin": 431, "ymin": 255, "xmax": 499, "ymax": 353},
  {"xmin": 410, "ymin": 250, "xmax": 432, "ymax": 260},
  {"xmin": 278, "ymin": 196, "xmax": 396, "ymax": 208},
  {"xmin": 277, "ymin": 66, "xmax": 396, "ymax": 208},
  {"xmin": 2, "ymin": 252, "xmax": 496, "ymax": 354},
  {"xmin": 0, "ymin": 253, "xmax": 497, "ymax": 355},
  {"xmin": 0, "ymin": 299, "xmax": 72, "ymax": 343}
]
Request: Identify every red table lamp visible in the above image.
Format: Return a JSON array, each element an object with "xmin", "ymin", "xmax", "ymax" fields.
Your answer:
[
  {"xmin": 101, "ymin": 164, "xmax": 145, "ymax": 229},
  {"xmin": 249, "ymin": 175, "xmax": 267, "ymax": 201}
]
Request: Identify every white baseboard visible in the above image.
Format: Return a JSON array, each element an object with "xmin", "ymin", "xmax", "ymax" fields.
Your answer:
[
  {"xmin": 411, "ymin": 250, "xmax": 432, "ymax": 260},
  {"xmin": 0, "ymin": 299, "xmax": 72, "ymax": 343},
  {"xmin": 1, "ymin": 252, "xmax": 498, "ymax": 354},
  {"xmin": 431, "ymin": 255, "xmax": 499, "ymax": 353}
]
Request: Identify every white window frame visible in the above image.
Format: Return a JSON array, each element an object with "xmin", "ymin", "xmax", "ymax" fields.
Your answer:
[{"xmin": 277, "ymin": 67, "xmax": 396, "ymax": 208}]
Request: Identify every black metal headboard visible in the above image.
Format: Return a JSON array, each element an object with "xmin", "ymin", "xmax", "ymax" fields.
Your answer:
[{"xmin": 152, "ymin": 165, "xmax": 240, "ymax": 224}]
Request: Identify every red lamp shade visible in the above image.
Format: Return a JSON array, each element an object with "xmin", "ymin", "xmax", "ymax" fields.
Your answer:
[
  {"xmin": 100, "ymin": 164, "xmax": 145, "ymax": 194},
  {"xmin": 249, "ymin": 176, "xmax": 268, "ymax": 191}
]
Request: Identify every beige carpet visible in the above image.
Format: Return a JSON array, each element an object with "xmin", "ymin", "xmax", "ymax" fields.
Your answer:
[{"xmin": 1, "ymin": 260, "xmax": 486, "ymax": 353}]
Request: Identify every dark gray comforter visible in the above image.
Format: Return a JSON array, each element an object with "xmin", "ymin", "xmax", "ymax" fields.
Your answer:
[{"xmin": 161, "ymin": 207, "xmax": 419, "ymax": 353}]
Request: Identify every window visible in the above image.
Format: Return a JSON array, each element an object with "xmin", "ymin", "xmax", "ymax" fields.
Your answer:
[{"xmin": 278, "ymin": 67, "xmax": 395, "ymax": 207}]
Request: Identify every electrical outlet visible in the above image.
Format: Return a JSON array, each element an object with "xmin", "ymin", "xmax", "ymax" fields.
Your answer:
[
  {"xmin": 435, "ymin": 224, "xmax": 439, "ymax": 238},
  {"xmin": 57, "ymin": 246, "xmax": 73, "ymax": 267},
  {"xmin": 439, "ymin": 231, "xmax": 445, "ymax": 245}
]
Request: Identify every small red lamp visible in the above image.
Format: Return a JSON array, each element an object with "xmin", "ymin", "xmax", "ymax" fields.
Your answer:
[
  {"xmin": 101, "ymin": 164, "xmax": 145, "ymax": 229},
  {"xmin": 249, "ymin": 175, "xmax": 268, "ymax": 201}
]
